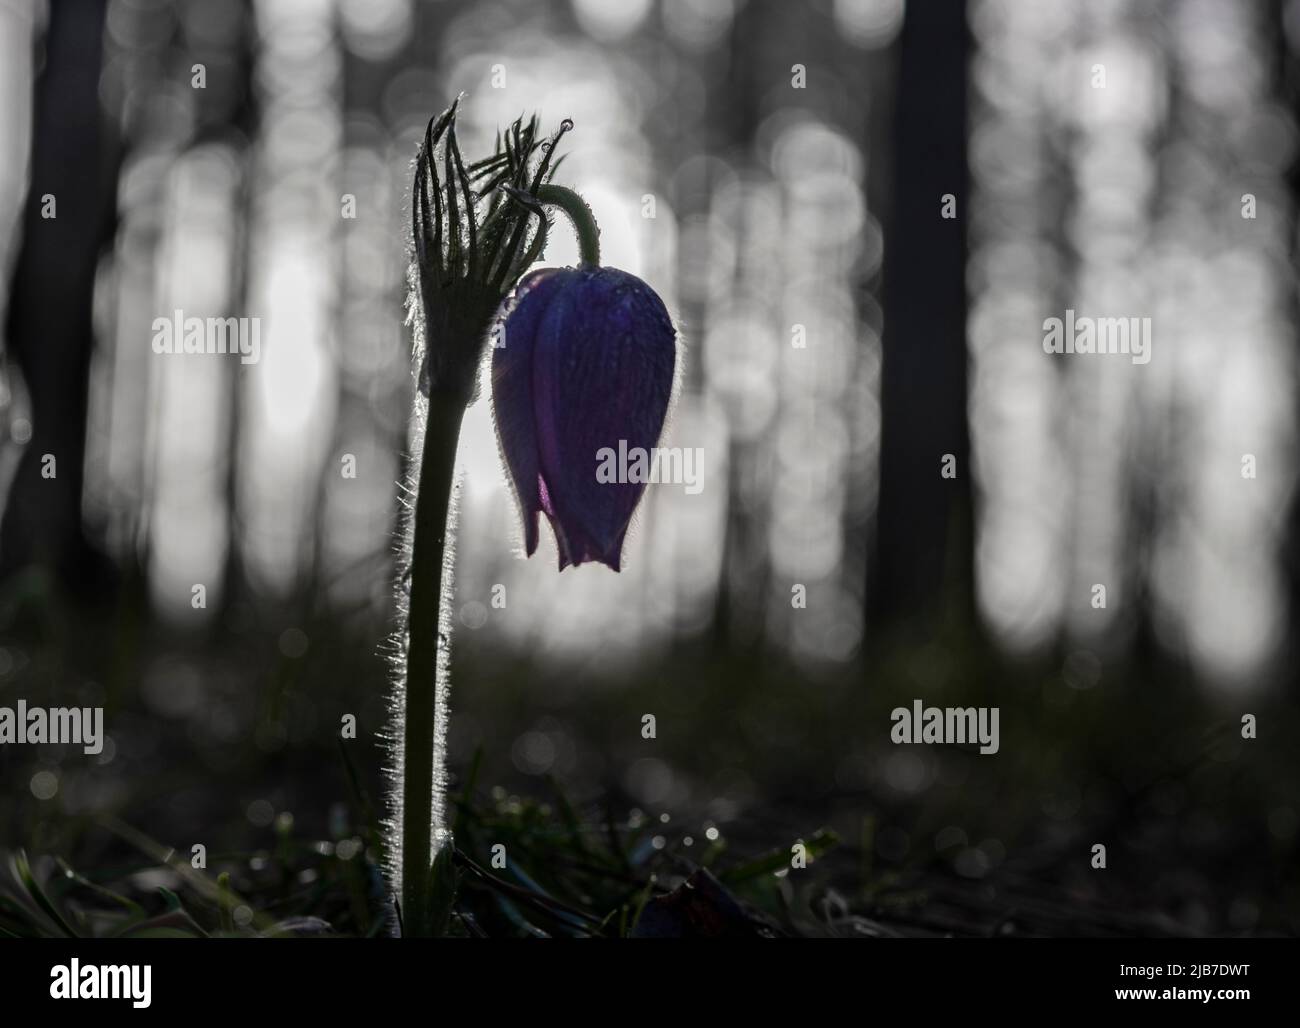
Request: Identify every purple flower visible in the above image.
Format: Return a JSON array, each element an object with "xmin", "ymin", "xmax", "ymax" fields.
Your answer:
[{"xmin": 492, "ymin": 265, "xmax": 676, "ymax": 571}]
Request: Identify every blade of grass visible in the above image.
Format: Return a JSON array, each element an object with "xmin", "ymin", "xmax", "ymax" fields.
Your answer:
[
  {"xmin": 54, "ymin": 858, "xmax": 146, "ymax": 919},
  {"xmin": 718, "ymin": 828, "xmax": 839, "ymax": 886},
  {"xmin": 11, "ymin": 850, "xmax": 77, "ymax": 937}
]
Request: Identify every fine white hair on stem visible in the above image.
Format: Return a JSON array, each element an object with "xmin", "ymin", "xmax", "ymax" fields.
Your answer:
[{"xmin": 381, "ymin": 393, "xmax": 462, "ymax": 932}]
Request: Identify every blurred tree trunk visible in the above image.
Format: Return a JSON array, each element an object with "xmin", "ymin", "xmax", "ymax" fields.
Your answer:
[
  {"xmin": 870, "ymin": 0, "xmax": 974, "ymax": 637},
  {"xmin": 213, "ymin": 0, "xmax": 258, "ymax": 621},
  {"xmin": 707, "ymin": 0, "xmax": 767, "ymax": 654},
  {"xmin": 1275, "ymin": 0, "xmax": 1300, "ymax": 684},
  {"xmin": 1, "ymin": 0, "xmax": 118, "ymax": 594}
]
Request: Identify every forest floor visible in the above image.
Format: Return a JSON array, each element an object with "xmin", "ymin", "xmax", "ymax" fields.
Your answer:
[{"xmin": 1, "ymin": 568, "xmax": 1297, "ymax": 938}]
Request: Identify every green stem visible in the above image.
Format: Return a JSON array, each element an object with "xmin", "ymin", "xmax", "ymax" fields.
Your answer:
[
  {"xmin": 400, "ymin": 392, "xmax": 465, "ymax": 937},
  {"xmin": 534, "ymin": 184, "xmax": 601, "ymax": 267}
]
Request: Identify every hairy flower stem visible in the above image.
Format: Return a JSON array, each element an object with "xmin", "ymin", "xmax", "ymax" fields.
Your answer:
[
  {"xmin": 533, "ymin": 184, "xmax": 601, "ymax": 267},
  {"xmin": 400, "ymin": 390, "xmax": 466, "ymax": 938}
]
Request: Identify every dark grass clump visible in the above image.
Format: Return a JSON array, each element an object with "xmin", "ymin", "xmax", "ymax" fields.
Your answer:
[{"xmin": 0, "ymin": 766, "xmax": 840, "ymax": 939}]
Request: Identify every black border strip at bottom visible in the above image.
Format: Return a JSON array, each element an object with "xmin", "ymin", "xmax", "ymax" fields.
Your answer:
[{"xmin": 1, "ymin": 938, "xmax": 1292, "ymax": 1014}]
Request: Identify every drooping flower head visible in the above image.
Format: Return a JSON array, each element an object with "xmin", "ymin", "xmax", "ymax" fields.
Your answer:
[
  {"xmin": 492, "ymin": 264, "xmax": 677, "ymax": 570},
  {"xmin": 410, "ymin": 103, "xmax": 677, "ymax": 571}
]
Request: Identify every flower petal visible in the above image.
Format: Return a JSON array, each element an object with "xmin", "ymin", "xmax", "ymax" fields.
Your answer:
[
  {"xmin": 531, "ymin": 267, "xmax": 676, "ymax": 569},
  {"xmin": 491, "ymin": 268, "xmax": 575, "ymax": 557}
]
